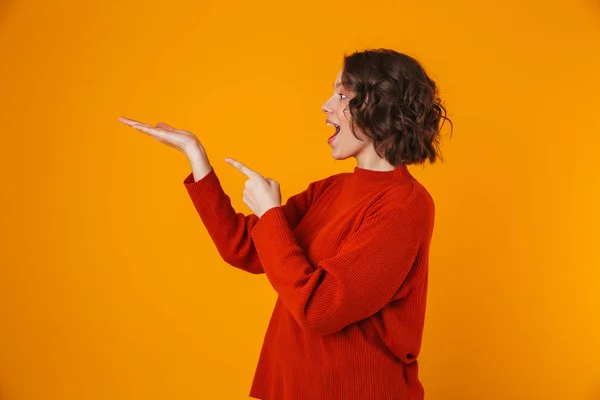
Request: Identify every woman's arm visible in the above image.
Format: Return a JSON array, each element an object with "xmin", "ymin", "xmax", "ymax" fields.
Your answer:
[
  {"xmin": 249, "ymin": 200, "xmax": 433, "ymax": 334},
  {"xmin": 184, "ymin": 150, "xmax": 324, "ymax": 274}
]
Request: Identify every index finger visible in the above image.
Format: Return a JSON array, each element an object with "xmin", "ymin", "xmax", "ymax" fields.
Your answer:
[{"xmin": 225, "ymin": 158, "xmax": 261, "ymax": 178}]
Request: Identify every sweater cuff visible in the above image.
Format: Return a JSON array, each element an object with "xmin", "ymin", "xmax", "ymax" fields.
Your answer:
[{"xmin": 183, "ymin": 167, "xmax": 221, "ymax": 202}]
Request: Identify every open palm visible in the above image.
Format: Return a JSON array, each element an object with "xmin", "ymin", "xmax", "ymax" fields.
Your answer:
[{"xmin": 119, "ymin": 117, "xmax": 202, "ymax": 156}]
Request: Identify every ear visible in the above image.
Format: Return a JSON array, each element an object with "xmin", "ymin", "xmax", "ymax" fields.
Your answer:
[{"xmin": 361, "ymin": 92, "xmax": 372, "ymax": 109}]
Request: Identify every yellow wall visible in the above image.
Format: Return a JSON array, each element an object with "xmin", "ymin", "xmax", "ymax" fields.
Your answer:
[{"xmin": 1, "ymin": 0, "xmax": 599, "ymax": 398}]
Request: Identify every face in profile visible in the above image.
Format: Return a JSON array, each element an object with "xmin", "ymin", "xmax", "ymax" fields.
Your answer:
[{"xmin": 321, "ymin": 68, "xmax": 371, "ymax": 161}]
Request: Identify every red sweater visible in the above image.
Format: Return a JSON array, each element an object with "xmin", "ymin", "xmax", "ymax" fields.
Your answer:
[{"xmin": 183, "ymin": 164, "xmax": 435, "ymax": 400}]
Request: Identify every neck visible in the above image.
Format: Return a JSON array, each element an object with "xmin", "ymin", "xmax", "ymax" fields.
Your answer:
[{"xmin": 355, "ymin": 148, "xmax": 397, "ymax": 171}]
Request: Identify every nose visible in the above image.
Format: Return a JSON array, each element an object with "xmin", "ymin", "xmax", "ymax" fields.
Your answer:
[{"xmin": 321, "ymin": 101, "xmax": 332, "ymax": 114}]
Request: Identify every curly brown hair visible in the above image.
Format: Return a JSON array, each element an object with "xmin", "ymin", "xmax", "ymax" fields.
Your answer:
[{"xmin": 341, "ymin": 49, "xmax": 453, "ymax": 165}]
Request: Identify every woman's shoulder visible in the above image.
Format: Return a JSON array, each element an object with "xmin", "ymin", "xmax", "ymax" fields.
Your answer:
[
  {"xmin": 370, "ymin": 176, "xmax": 435, "ymax": 219},
  {"xmin": 407, "ymin": 177, "xmax": 434, "ymax": 209}
]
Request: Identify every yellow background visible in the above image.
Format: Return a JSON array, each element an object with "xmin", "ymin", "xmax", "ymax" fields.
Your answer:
[{"xmin": 1, "ymin": 0, "xmax": 599, "ymax": 398}]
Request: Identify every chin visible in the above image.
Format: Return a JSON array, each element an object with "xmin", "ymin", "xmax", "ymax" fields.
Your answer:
[{"xmin": 331, "ymin": 150, "xmax": 351, "ymax": 161}]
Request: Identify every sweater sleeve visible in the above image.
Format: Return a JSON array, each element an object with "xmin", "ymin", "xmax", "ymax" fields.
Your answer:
[
  {"xmin": 250, "ymin": 204, "xmax": 422, "ymax": 335},
  {"xmin": 183, "ymin": 167, "xmax": 323, "ymax": 274}
]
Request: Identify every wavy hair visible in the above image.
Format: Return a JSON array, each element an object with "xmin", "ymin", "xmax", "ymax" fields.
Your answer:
[{"xmin": 341, "ymin": 49, "xmax": 453, "ymax": 165}]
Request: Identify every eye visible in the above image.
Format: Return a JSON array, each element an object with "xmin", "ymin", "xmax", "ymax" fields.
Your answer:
[{"xmin": 338, "ymin": 93, "xmax": 347, "ymax": 100}]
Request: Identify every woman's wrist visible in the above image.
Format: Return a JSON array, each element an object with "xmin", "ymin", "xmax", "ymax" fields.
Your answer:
[{"xmin": 186, "ymin": 145, "xmax": 212, "ymax": 182}]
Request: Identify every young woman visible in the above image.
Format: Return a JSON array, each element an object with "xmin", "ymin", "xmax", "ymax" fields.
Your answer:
[{"xmin": 119, "ymin": 48, "xmax": 451, "ymax": 400}]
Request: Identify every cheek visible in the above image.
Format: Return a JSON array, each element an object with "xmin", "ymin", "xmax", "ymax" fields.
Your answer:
[
  {"xmin": 341, "ymin": 107, "xmax": 354, "ymax": 127},
  {"xmin": 337, "ymin": 110, "xmax": 349, "ymax": 126},
  {"xmin": 340, "ymin": 114, "xmax": 354, "ymax": 134}
]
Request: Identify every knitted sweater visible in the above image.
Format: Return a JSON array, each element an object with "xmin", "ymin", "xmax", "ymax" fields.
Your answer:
[{"xmin": 183, "ymin": 164, "xmax": 435, "ymax": 400}]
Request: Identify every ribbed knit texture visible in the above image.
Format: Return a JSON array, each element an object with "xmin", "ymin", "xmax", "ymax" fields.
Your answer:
[{"xmin": 183, "ymin": 165, "xmax": 435, "ymax": 400}]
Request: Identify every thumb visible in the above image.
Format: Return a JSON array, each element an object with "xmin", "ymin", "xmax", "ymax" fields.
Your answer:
[{"xmin": 156, "ymin": 122, "xmax": 177, "ymax": 132}]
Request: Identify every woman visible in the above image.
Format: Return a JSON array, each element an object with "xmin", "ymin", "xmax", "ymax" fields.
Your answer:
[{"xmin": 119, "ymin": 48, "xmax": 451, "ymax": 400}]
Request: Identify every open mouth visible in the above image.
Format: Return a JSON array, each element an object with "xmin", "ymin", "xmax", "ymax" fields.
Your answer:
[{"xmin": 327, "ymin": 121, "xmax": 340, "ymax": 143}]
